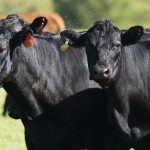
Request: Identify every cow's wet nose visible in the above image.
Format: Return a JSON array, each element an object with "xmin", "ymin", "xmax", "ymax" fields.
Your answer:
[
  {"xmin": 103, "ymin": 68, "xmax": 110, "ymax": 78},
  {"xmin": 93, "ymin": 66, "xmax": 110, "ymax": 79}
]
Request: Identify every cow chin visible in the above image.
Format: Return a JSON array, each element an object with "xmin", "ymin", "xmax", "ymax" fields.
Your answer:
[{"xmin": 92, "ymin": 66, "xmax": 118, "ymax": 89}]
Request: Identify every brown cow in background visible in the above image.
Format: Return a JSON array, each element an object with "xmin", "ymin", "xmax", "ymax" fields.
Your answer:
[
  {"xmin": 0, "ymin": 12, "xmax": 65, "ymax": 33},
  {"xmin": 21, "ymin": 12, "xmax": 65, "ymax": 33}
]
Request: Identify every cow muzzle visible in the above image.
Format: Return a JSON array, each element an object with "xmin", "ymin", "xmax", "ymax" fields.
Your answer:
[{"xmin": 92, "ymin": 65, "xmax": 111, "ymax": 80}]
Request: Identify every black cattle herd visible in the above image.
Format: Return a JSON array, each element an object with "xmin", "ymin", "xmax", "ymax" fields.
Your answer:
[{"xmin": 0, "ymin": 14, "xmax": 149, "ymax": 150}]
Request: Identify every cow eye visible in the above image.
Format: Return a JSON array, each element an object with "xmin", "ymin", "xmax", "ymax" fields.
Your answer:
[
  {"xmin": 0, "ymin": 40, "xmax": 8, "ymax": 54},
  {"xmin": 0, "ymin": 48, "xmax": 5, "ymax": 53},
  {"xmin": 112, "ymin": 44, "xmax": 121, "ymax": 50}
]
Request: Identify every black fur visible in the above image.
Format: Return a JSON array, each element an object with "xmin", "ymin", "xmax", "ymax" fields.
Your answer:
[
  {"xmin": 61, "ymin": 20, "xmax": 146, "ymax": 149},
  {"xmin": 2, "ymin": 94, "xmax": 20, "ymax": 119},
  {"xmin": 22, "ymin": 88, "xmax": 109, "ymax": 150},
  {"xmin": 107, "ymin": 41, "xmax": 150, "ymax": 149},
  {"xmin": 0, "ymin": 16, "xmax": 110, "ymax": 150},
  {"xmin": 1, "ymin": 15, "xmax": 48, "ymax": 119}
]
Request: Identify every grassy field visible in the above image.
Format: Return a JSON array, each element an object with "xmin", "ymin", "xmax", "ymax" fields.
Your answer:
[{"xmin": 0, "ymin": 89, "xmax": 26, "ymax": 150}]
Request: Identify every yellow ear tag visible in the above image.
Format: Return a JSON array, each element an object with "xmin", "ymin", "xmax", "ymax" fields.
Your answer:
[{"xmin": 61, "ymin": 39, "xmax": 70, "ymax": 52}]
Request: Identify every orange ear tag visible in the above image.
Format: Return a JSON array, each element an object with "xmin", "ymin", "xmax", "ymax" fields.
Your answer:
[{"xmin": 23, "ymin": 33, "xmax": 36, "ymax": 48}]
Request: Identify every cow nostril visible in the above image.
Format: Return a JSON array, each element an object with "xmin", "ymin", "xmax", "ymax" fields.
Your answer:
[{"xmin": 104, "ymin": 68, "xmax": 110, "ymax": 77}]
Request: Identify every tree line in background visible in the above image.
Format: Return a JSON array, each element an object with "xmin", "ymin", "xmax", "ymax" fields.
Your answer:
[{"xmin": 0, "ymin": 0, "xmax": 150, "ymax": 29}]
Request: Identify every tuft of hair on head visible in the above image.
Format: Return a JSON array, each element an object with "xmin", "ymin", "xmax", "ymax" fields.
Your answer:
[
  {"xmin": 2, "ymin": 14, "xmax": 28, "ymax": 33},
  {"xmin": 91, "ymin": 19, "xmax": 120, "ymax": 36},
  {"xmin": 93, "ymin": 19, "xmax": 111, "ymax": 25}
]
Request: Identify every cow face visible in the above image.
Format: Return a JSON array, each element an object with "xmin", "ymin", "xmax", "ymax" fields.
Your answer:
[
  {"xmin": 0, "ymin": 28, "xmax": 12, "ymax": 85},
  {"xmin": 0, "ymin": 16, "xmax": 48, "ymax": 86},
  {"xmin": 61, "ymin": 20, "xmax": 143, "ymax": 88},
  {"xmin": 0, "ymin": 27, "xmax": 30, "ymax": 86}
]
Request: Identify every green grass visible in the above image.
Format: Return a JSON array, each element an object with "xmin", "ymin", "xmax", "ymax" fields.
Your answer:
[{"xmin": 0, "ymin": 89, "xmax": 26, "ymax": 150}]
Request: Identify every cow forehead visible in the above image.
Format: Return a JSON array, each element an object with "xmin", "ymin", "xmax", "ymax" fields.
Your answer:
[
  {"xmin": 87, "ymin": 21, "xmax": 121, "ymax": 45},
  {"xmin": 105, "ymin": 31, "xmax": 121, "ymax": 43},
  {"xmin": 88, "ymin": 29, "xmax": 121, "ymax": 47},
  {"xmin": 92, "ymin": 20, "xmax": 120, "ymax": 34}
]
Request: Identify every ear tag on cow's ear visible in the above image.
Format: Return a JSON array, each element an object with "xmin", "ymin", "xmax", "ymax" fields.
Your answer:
[
  {"xmin": 23, "ymin": 31, "xmax": 36, "ymax": 48},
  {"xmin": 61, "ymin": 39, "xmax": 70, "ymax": 52}
]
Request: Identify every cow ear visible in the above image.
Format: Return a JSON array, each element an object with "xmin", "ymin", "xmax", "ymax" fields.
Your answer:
[
  {"xmin": 23, "ymin": 29, "xmax": 36, "ymax": 48},
  {"xmin": 61, "ymin": 30, "xmax": 86, "ymax": 49},
  {"xmin": 29, "ymin": 17, "xmax": 48, "ymax": 35},
  {"xmin": 121, "ymin": 26, "xmax": 144, "ymax": 46}
]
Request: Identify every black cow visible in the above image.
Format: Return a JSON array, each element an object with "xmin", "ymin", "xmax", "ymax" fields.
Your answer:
[
  {"xmin": 1, "ymin": 17, "xmax": 100, "ymax": 116},
  {"xmin": 1, "ymin": 15, "xmax": 48, "ymax": 119},
  {"xmin": 22, "ymin": 88, "xmax": 108, "ymax": 150},
  {"xmin": 0, "ymin": 15, "xmax": 111, "ymax": 150},
  {"xmin": 60, "ymin": 20, "xmax": 145, "ymax": 149}
]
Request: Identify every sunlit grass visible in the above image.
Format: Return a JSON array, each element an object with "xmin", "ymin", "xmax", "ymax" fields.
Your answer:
[{"xmin": 0, "ymin": 89, "xmax": 26, "ymax": 150}]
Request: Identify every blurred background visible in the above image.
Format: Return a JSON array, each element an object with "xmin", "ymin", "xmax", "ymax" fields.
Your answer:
[
  {"xmin": 0, "ymin": 0, "xmax": 150, "ymax": 29},
  {"xmin": 0, "ymin": 0, "xmax": 150, "ymax": 149}
]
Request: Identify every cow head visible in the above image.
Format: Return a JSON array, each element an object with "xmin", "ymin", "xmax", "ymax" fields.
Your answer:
[
  {"xmin": 0, "ymin": 16, "xmax": 47, "ymax": 85},
  {"xmin": 61, "ymin": 20, "xmax": 143, "ymax": 88}
]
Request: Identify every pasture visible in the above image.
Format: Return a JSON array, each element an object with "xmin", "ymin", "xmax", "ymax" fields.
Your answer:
[{"xmin": 0, "ymin": 89, "xmax": 25, "ymax": 150}]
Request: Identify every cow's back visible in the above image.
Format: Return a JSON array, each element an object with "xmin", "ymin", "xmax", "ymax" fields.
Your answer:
[{"xmin": 8, "ymin": 34, "xmax": 100, "ymax": 114}]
